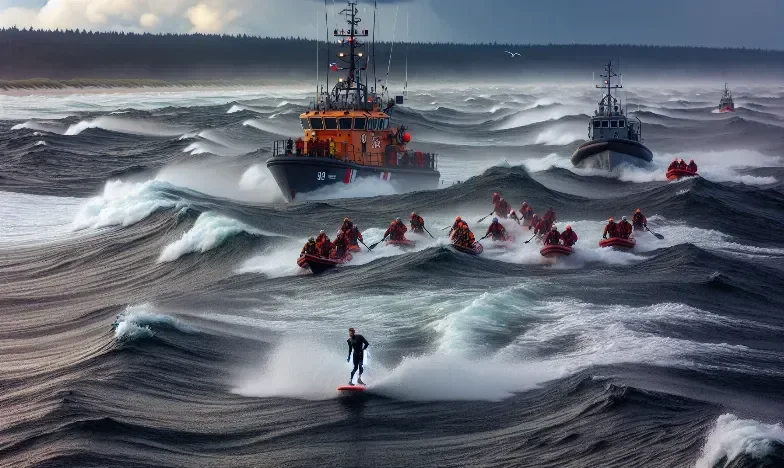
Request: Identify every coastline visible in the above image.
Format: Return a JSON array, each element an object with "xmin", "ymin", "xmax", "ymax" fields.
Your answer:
[{"xmin": 0, "ymin": 79, "xmax": 308, "ymax": 96}]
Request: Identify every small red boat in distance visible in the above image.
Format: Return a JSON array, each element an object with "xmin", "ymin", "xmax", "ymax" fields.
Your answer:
[
  {"xmin": 666, "ymin": 168, "xmax": 699, "ymax": 181},
  {"xmin": 385, "ymin": 239, "xmax": 417, "ymax": 248},
  {"xmin": 718, "ymin": 82, "xmax": 735, "ymax": 113},
  {"xmin": 540, "ymin": 245, "xmax": 574, "ymax": 257},
  {"xmin": 599, "ymin": 238, "xmax": 636, "ymax": 249},
  {"xmin": 297, "ymin": 253, "xmax": 353, "ymax": 274}
]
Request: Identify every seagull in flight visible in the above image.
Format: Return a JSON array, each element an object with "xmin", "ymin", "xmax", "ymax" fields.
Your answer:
[{"xmin": 505, "ymin": 51, "xmax": 521, "ymax": 57}]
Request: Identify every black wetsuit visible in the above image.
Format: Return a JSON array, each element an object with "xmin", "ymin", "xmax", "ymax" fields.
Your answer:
[{"xmin": 347, "ymin": 334, "xmax": 369, "ymax": 381}]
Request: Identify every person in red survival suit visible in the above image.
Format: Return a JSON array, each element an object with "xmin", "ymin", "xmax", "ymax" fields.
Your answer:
[
  {"xmin": 331, "ymin": 232, "xmax": 348, "ymax": 259},
  {"xmin": 667, "ymin": 158, "xmax": 679, "ymax": 171},
  {"xmin": 560, "ymin": 225, "xmax": 578, "ymax": 247},
  {"xmin": 678, "ymin": 159, "xmax": 688, "ymax": 170},
  {"xmin": 300, "ymin": 237, "xmax": 318, "ymax": 256},
  {"xmin": 485, "ymin": 218, "xmax": 508, "ymax": 241},
  {"xmin": 529, "ymin": 213, "xmax": 540, "ymax": 231},
  {"xmin": 494, "ymin": 198, "xmax": 511, "ymax": 218},
  {"xmin": 449, "ymin": 216, "xmax": 468, "ymax": 238},
  {"xmin": 534, "ymin": 218, "xmax": 549, "ymax": 237},
  {"xmin": 632, "ymin": 209, "xmax": 647, "ymax": 231},
  {"xmin": 315, "ymin": 230, "xmax": 328, "ymax": 250},
  {"xmin": 295, "ymin": 137, "xmax": 304, "ymax": 156},
  {"xmin": 687, "ymin": 159, "xmax": 698, "ymax": 173},
  {"xmin": 543, "ymin": 207, "xmax": 557, "ymax": 224},
  {"xmin": 519, "ymin": 202, "xmax": 533, "ymax": 221},
  {"xmin": 340, "ymin": 217, "xmax": 354, "ymax": 234},
  {"xmin": 544, "ymin": 225, "xmax": 561, "ymax": 245},
  {"xmin": 410, "ymin": 212, "xmax": 425, "ymax": 234},
  {"xmin": 319, "ymin": 236, "xmax": 333, "ymax": 257},
  {"xmin": 492, "ymin": 192, "xmax": 501, "ymax": 205},
  {"xmin": 603, "ymin": 218, "xmax": 619, "ymax": 239},
  {"xmin": 384, "ymin": 217, "xmax": 408, "ymax": 241},
  {"xmin": 618, "ymin": 216, "xmax": 633, "ymax": 239},
  {"xmin": 345, "ymin": 224, "xmax": 363, "ymax": 248}
]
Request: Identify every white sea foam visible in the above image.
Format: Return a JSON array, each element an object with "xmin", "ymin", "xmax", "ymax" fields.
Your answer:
[
  {"xmin": 64, "ymin": 116, "xmax": 190, "ymax": 136},
  {"xmin": 696, "ymin": 414, "xmax": 784, "ymax": 468}
]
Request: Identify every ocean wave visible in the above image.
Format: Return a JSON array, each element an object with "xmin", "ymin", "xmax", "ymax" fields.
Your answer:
[
  {"xmin": 158, "ymin": 211, "xmax": 268, "ymax": 262},
  {"xmin": 64, "ymin": 116, "xmax": 190, "ymax": 137},
  {"xmin": 113, "ymin": 304, "xmax": 192, "ymax": 341},
  {"xmin": 696, "ymin": 414, "xmax": 784, "ymax": 468},
  {"xmin": 72, "ymin": 179, "xmax": 186, "ymax": 230}
]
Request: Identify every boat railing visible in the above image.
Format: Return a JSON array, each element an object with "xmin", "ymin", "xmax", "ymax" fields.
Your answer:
[{"xmin": 271, "ymin": 139, "xmax": 437, "ymax": 171}]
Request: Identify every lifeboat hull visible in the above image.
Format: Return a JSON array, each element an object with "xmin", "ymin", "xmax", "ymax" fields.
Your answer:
[
  {"xmin": 540, "ymin": 245, "xmax": 574, "ymax": 257},
  {"xmin": 718, "ymin": 105, "xmax": 735, "ymax": 113},
  {"xmin": 571, "ymin": 138, "xmax": 653, "ymax": 170},
  {"xmin": 386, "ymin": 239, "xmax": 416, "ymax": 248},
  {"xmin": 666, "ymin": 169, "xmax": 699, "ymax": 181},
  {"xmin": 296, "ymin": 253, "xmax": 353, "ymax": 274},
  {"xmin": 266, "ymin": 156, "xmax": 440, "ymax": 202},
  {"xmin": 451, "ymin": 243, "xmax": 484, "ymax": 255},
  {"xmin": 599, "ymin": 238, "xmax": 636, "ymax": 249}
]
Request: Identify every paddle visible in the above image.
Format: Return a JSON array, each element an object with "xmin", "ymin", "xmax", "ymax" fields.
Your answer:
[
  {"xmin": 358, "ymin": 239, "xmax": 372, "ymax": 252},
  {"xmin": 423, "ymin": 226, "xmax": 435, "ymax": 239},
  {"xmin": 524, "ymin": 233, "xmax": 537, "ymax": 244},
  {"xmin": 477, "ymin": 211, "xmax": 494, "ymax": 223},
  {"xmin": 479, "ymin": 234, "xmax": 489, "ymax": 241},
  {"xmin": 645, "ymin": 225, "xmax": 665, "ymax": 240},
  {"xmin": 368, "ymin": 235, "xmax": 388, "ymax": 250}
]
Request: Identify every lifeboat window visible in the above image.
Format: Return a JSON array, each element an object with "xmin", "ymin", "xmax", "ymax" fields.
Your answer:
[
  {"xmin": 368, "ymin": 118, "xmax": 378, "ymax": 130},
  {"xmin": 309, "ymin": 118, "xmax": 324, "ymax": 130},
  {"xmin": 353, "ymin": 117, "xmax": 366, "ymax": 130},
  {"xmin": 593, "ymin": 120, "xmax": 601, "ymax": 129},
  {"xmin": 324, "ymin": 118, "xmax": 338, "ymax": 130},
  {"xmin": 300, "ymin": 118, "xmax": 311, "ymax": 130},
  {"xmin": 601, "ymin": 120, "xmax": 609, "ymax": 128},
  {"xmin": 618, "ymin": 120, "xmax": 625, "ymax": 128},
  {"xmin": 381, "ymin": 118, "xmax": 390, "ymax": 130},
  {"xmin": 610, "ymin": 120, "xmax": 618, "ymax": 128},
  {"xmin": 339, "ymin": 117, "xmax": 353, "ymax": 130}
]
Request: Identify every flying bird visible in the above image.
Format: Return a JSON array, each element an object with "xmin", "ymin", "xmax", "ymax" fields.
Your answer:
[{"xmin": 505, "ymin": 51, "xmax": 521, "ymax": 57}]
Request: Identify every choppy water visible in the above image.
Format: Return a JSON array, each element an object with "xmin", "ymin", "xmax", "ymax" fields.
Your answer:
[{"xmin": 1, "ymin": 83, "xmax": 784, "ymax": 467}]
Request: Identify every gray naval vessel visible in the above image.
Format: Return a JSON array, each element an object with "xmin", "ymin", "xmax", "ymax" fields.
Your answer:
[{"xmin": 571, "ymin": 61, "xmax": 653, "ymax": 170}]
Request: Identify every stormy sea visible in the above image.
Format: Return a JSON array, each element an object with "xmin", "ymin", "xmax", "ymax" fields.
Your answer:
[{"xmin": 2, "ymin": 82, "xmax": 784, "ymax": 467}]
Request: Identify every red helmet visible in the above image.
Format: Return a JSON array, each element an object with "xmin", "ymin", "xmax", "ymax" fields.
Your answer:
[{"xmin": 565, "ymin": 225, "xmax": 571, "ymax": 230}]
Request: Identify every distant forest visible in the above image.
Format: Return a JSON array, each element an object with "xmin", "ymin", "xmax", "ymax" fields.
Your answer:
[{"xmin": 1, "ymin": 27, "xmax": 783, "ymax": 87}]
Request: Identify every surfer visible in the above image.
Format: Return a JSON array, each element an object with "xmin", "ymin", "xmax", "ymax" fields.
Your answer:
[
  {"xmin": 618, "ymin": 216, "xmax": 633, "ymax": 239},
  {"xmin": 347, "ymin": 328, "xmax": 369, "ymax": 385},
  {"xmin": 632, "ymin": 209, "xmax": 647, "ymax": 231},
  {"xmin": 410, "ymin": 212, "xmax": 425, "ymax": 234},
  {"xmin": 560, "ymin": 225, "xmax": 579, "ymax": 246}
]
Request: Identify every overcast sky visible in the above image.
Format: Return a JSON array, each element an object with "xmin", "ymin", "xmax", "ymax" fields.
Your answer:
[{"xmin": 0, "ymin": 0, "xmax": 781, "ymax": 49}]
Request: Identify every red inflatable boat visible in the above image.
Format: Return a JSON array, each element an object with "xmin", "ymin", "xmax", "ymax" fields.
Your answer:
[
  {"xmin": 385, "ymin": 239, "xmax": 417, "ymax": 248},
  {"xmin": 451, "ymin": 242, "xmax": 484, "ymax": 255},
  {"xmin": 598, "ymin": 238, "xmax": 636, "ymax": 249},
  {"xmin": 296, "ymin": 253, "xmax": 353, "ymax": 274},
  {"xmin": 540, "ymin": 245, "xmax": 574, "ymax": 257},
  {"xmin": 666, "ymin": 168, "xmax": 699, "ymax": 181}
]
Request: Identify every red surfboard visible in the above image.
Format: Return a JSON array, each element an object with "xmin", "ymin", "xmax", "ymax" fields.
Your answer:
[{"xmin": 337, "ymin": 384, "xmax": 366, "ymax": 395}]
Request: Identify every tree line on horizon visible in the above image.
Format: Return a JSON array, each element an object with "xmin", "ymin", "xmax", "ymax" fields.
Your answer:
[{"xmin": 0, "ymin": 27, "xmax": 781, "ymax": 81}]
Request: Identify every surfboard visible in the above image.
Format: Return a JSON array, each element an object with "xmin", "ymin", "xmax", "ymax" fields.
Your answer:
[{"xmin": 337, "ymin": 384, "xmax": 366, "ymax": 395}]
